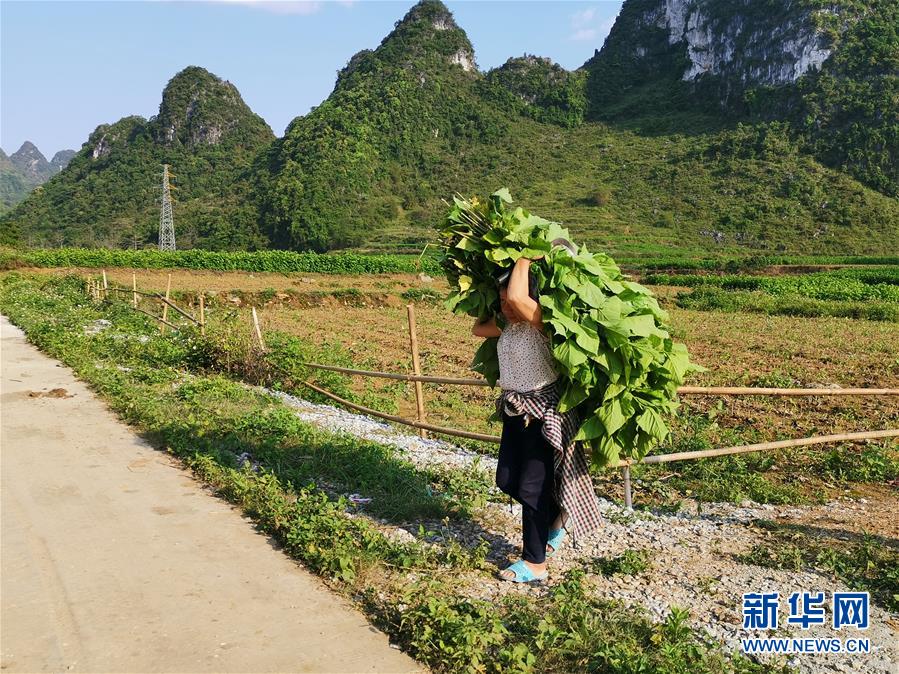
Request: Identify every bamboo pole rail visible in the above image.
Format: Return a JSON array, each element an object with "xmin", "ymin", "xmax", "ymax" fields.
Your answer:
[
  {"xmin": 109, "ymin": 286, "xmax": 198, "ymax": 324},
  {"xmin": 302, "ymin": 362, "xmax": 486, "ymax": 386},
  {"xmin": 133, "ymin": 306, "xmax": 180, "ymax": 331},
  {"xmin": 300, "ymin": 380, "xmax": 501, "ymax": 443},
  {"xmin": 110, "ymin": 287, "xmax": 158, "ymax": 297},
  {"xmin": 615, "ymin": 428, "xmax": 899, "ymax": 467},
  {"xmin": 614, "ymin": 427, "xmax": 899, "ymax": 506},
  {"xmin": 299, "ymin": 362, "xmax": 899, "ymax": 396},
  {"xmin": 299, "ymin": 378, "xmax": 898, "ymax": 461},
  {"xmin": 158, "ymin": 296, "xmax": 199, "ymax": 325}
]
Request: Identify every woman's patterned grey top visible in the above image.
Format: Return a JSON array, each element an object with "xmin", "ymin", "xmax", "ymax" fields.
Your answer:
[{"xmin": 496, "ymin": 320, "xmax": 559, "ymax": 393}]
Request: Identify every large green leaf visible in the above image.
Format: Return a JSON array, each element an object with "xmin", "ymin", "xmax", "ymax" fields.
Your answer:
[
  {"xmin": 492, "ymin": 187, "xmax": 513, "ymax": 203},
  {"xmin": 553, "ymin": 340, "xmax": 589, "ymax": 370},
  {"xmin": 636, "ymin": 407, "xmax": 669, "ymax": 441},
  {"xmin": 558, "ymin": 379, "xmax": 589, "ymax": 413},
  {"xmin": 598, "ymin": 397, "xmax": 627, "ymax": 436},
  {"xmin": 574, "ymin": 415, "xmax": 605, "ymax": 441},
  {"xmin": 621, "ymin": 313, "xmax": 665, "ymax": 338}
]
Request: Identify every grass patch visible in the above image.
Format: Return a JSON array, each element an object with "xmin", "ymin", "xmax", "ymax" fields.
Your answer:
[
  {"xmin": 589, "ymin": 549, "xmax": 653, "ymax": 576},
  {"xmin": 810, "ymin": 443, "xmax": 899, "ymax": 483},
  {"xmin": 631, "ymin": 406, "xmax": 812, "ymax": 507},
  {"xmin": 737, "ymin": 521, "xmax": 898, "ymax": 612}
]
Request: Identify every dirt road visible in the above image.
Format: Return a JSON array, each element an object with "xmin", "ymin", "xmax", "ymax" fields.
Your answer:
[{"xmin": 0, "ymin": 314, "xmax": 424, "ymax": 673}]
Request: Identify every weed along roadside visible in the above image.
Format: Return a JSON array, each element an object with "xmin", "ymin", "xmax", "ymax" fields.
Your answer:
[{"xmin": 2, "ymin": 271, "xmax": 897, "ymax": 674}]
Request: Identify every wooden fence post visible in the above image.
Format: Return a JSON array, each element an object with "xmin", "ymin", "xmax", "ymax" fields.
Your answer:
[
  {"xmin": 251, "ymin": 307, "xmax": 265, "ymax": 350},
  {"xmin": 132, "ymin": 272, "xmax": 138, "ymax": 308},
  {"xmin": 160, "ymin": 273, "xmax": 172, "ymax": 333},
  {"xmin": 406, "ymin": 304, "xmax": 428, "ymax": 439},
  {"xmin": 199, "ymin": 294, "xmax": 205, "ymax": 336},
  {"xmin": 101, "ymin": 269, "xmax": 108, "ymax": 299},
  {"xmin": 622, "ymin": 465, "xmax": 633, "ymax": 510}
]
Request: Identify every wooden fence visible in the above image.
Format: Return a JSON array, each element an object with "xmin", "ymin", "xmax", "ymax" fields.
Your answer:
[{"xmin": 85, "ymin": 271, "xmax": 899, "ymax": 509}]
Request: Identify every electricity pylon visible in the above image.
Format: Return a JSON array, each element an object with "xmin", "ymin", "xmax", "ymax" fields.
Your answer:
[{"xmin": 159, "ymin": 164, "xmax": 176, "ymax": 251}]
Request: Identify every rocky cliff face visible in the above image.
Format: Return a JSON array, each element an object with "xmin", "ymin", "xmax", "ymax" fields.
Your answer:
[
  {"xmin": 584, "ymin": 0, "xmax": 845, "ymax": 111},
  {"xmin": 151, "ymin": 66, "xmax": 272, "ymax": 148},
  {"xmin": 336, "ymin": 0, "xmax": 477, "ymax": 90},
  {"xmin": 86, "ymin": 116, "xmax": 150, "ymax": 161},
  {"xmin": 10, "ymin": 142, "xmax": 78, "ymax": 179},
  {"xmin": 652, "ymin": 0, "xmax": 834, "ymax": 86},
  {"xmin": 10, "ymin": 142, "xmax": 52, "ymax": 183},
  {"xmin": 50, "ymin": 150, "xmax": 77, "ymax": 173}
]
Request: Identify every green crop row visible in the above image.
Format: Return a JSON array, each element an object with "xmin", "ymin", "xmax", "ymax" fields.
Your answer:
[
  {"xmin": 675, "ymin": 288, "xmax": 899, "ymax": 322},
  {"xmin": 0, "ymin": 246, "xmax": 443, "ymax": 276},
  {"xmin": 645, "ymin": 269, "xmax": 899, "ymax": 307},
  {"xmin": 634, "ymin": 255, "xmax": 899, "ymax": 272}
]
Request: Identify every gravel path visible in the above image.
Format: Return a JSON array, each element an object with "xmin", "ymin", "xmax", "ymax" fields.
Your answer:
[
  {"xmin": 263, "ymin": 384, "xmax": 898, "ymax": 674},
  {"xmin": 268, "ymin": 388, "xmax": 497, "ymax": 473}
]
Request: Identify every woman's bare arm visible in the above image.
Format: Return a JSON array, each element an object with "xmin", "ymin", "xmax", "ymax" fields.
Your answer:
[
  {"xmin": 472, "ymin": 315, "xmax": 502, "ymax": 338},
  {"xmin": 506, "ymin": 257, "xmax": 544, "ymax": 330}
]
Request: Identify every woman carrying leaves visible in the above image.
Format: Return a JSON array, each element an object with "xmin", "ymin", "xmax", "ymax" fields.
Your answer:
[{"xmin": 472, "ymin": 253, "xmax": 603, "ymax": 583}]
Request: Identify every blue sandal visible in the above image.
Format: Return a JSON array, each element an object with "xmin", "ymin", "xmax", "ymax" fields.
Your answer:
[
  {"xmin": 546, "ymin": 527, "xmax": 566, "ymax": 559},
  {"xmin": 498, "ymin": 559, "xmax": 548, "ymax": 583}
]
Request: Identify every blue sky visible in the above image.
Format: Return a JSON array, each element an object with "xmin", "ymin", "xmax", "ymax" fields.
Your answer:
[{"xmin": 1, "ymin": 0, "xmax": 622, "ymax": 157}]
